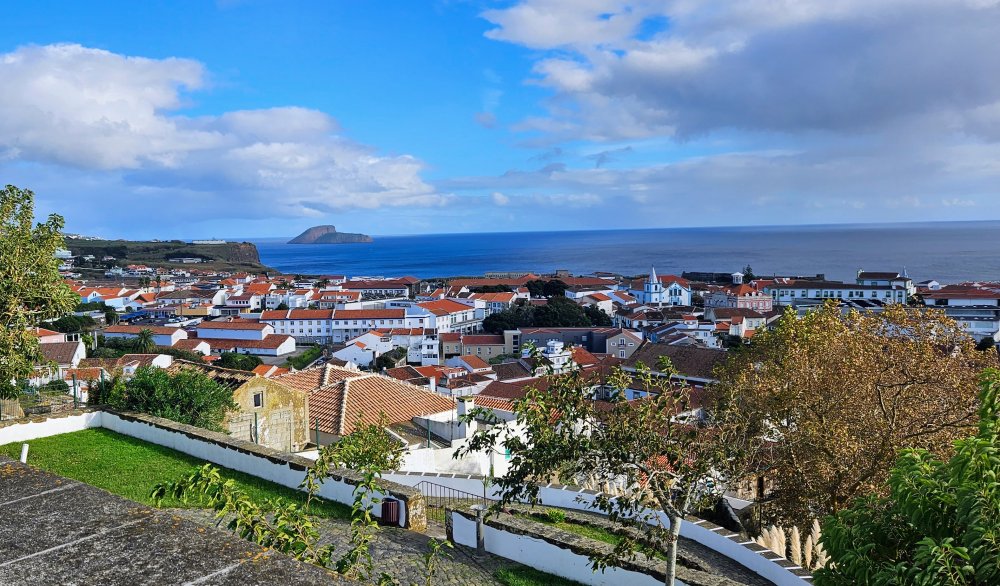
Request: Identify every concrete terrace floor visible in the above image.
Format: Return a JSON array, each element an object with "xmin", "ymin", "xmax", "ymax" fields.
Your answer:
[{"xmin": 0, "ymin": 456, "xmax": 348, "ymax": 585}]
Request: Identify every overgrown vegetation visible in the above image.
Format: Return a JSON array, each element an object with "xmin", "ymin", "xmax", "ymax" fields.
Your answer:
[
  {"xmin": 217, "ymin": 352, "xmax": 263, "ymax": 371},
  {"xmin": 483, "ymin": 296, "xmax": 607, "ymax": 334},
  {"xmin": 90, "ymin": 366, "xmax": 237, "ymax": 432},
  {"xmin": 285, "ymin": 345, "xmax": 323, "ymax": 369}
]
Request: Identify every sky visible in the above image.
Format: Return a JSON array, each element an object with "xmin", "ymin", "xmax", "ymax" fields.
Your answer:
[{"xmin": 3, "ymin": 0, "xmax": 1000, "ymax": 239}]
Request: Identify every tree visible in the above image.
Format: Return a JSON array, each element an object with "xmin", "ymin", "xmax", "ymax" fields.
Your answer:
[
  {"xmin": 0, "ymin": 185, "xmax": 78, "ymax": 399},
  {"xmin": 458, "ymin": 359, "xmax": 756, "ymax": 585},
  {"xmin": 533, "ymin": 296, "xmax": 590, "ymax": 328},
  {"xmin": 483, "ymin": 304, "xmax": 535, "ymax": 334},
  {"xmin": 217, "ymin": 352, "xmax": 263, "ymax": 371},
  {"xmin": 715, "ymin": 301, "xmax": 998, "ymax": 525},
  {"xmin": 543, "ymin": 279, "xmax": 568, "ymax": 298},
  {"xmin": 96, "ymin": 366, "xmax": 237, "ymax": 432},
  {"xmin": 134, "ymin": 328, "xmax": 156, "ymax": 354},
  {"xmin": 584, "ymin": 304, "xmax": 612, "ymax": 326},
  {"xmin": 275, "ymin": 302, "xmax": 289, "ymax": 310},
  {"xmin": 743, "ymin": 264, "xmax": 756, "ymax": 281},
  {"xmin": 816, "ymin": 369, "xmax": 1000, "ymax": 585},
  {"xmin": 326, "ymin": 413, "xmax": 405, "ymax": 472}
]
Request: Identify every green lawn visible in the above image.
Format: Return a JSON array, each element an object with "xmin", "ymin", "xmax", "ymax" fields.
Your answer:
[
  {"xmin": 1, "ymin": 428, "xmax": 350, "ymax": 519},
  {"xmin": 494, "ymin": 567, "xmax": 583, "ymax": 586}
]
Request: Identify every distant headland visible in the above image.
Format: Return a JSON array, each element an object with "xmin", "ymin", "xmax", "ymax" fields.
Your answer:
[{"xmin": 288, "ymin": 225, "xmax": 373, "ymax": 245}]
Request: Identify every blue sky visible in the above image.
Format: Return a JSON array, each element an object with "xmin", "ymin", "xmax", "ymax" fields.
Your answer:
[{"xmin": 3, "ymin": 1, "xmax": 1000, "ymax": 239}]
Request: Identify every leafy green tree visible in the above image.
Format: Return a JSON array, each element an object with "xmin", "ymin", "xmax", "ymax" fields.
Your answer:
[
  {"xmin": 134, "ymin": 328, "xmax": 157, "ymax": 354},
  {"xmin": 483, "ymin": 305, "xmax": 535, "ymax": 334},
  {"xmin": 743, "ymin": 264, "xmax": 756, "ymax": 281},
  {"xmin": 816, "ymin": 369, "xmax": 1000, "ymax": 586},
  {"xmin": 217, "ymin": 352, "xmax": 263, "ymax": 371},
  {"xmin": 0, "ymin": 185, "xmax": 78, "ymax": 399},
  {"xmin": 584, "ymin": 304, "xmax": 612, "ymax": 326},
  {"xmin": 524, "ymin": 279, "xmax": 547, "ymax": 298},
  {"xmin": 98, "ymin": 366, "xmax": 237, "ymax": 432},
  {"xmin": 543, "ymin": 279, "xmax": 568, "ymax": 297},
  {"xmin": 326, "ymin": 414, "xmax": 405, "ymax": 472},
  {"xmin": 533, "ymin": 296, "xmax": 590, "ymax": 328},
  {"xmin": 275, "ymin": 302, "xmax": 289, "ymax": 310}
]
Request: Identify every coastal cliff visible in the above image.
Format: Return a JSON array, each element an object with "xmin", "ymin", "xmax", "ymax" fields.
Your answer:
[{"xmin": 288, "ymin": 225, "xmax": 373, "ymax": 244}]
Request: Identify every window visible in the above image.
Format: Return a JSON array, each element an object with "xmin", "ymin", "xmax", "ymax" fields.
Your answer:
[
  {"xmin": 253, "ymin": 392, "xmax": 263, "ymax": 408},
  {"xmin": 619, "ymin": 349, "xmax": 625, "ymax": 358}
]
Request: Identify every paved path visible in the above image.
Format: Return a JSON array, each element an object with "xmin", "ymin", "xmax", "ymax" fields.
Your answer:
[{"xmin": 172, "ymin": 509, "xmax": 517, "ymax": 585}]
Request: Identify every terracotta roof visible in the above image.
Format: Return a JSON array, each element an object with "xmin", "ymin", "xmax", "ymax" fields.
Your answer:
[
  {"xmin": 64, "ymin": 367, "xmax": 104, "ymax": 381},
  {"xmin": 37, "ymin": 342, "xmax": 83, "ymax": 366},
  {"xmin": 252, "ymin": 364, "xmax": 290, "ymax": 378},
  {"xmin": 167, "ymin": 360, "xmax": 254, "ymax": 390},
  {"xmin": 272, "ymin": 364, "xmax": 358, "ymax": 393},
  {"xmin": 172, "ymin": 339, "xmax": 209, "ymax": 351},
  {"xmin": 105, "ymin": 325, "xmax": 182, "ymax": 336},
  {"xmin": 198, "ymin": 335, "xmax": 293, "ymax": 351},
  {"xmin": 309, "ymin": 373, "xmax": 455, "ymax": 436},
  {"xmin": 385, "ymin": 365, "xmax": 423, "ymax": 381},
  {"xmin": 570, "ymin": 346, "xmax": 600, "ymax": 366},
  {"xmin": 439, "ymin": 333, "xmax": 462, "ymax": 342},
  {"xmin": 456, "ymin": 355, "xmax": 491, "ymax": 370},
  {"xmin": 197, "ymin": 321, "xmax": 268, "ymax": 331},
  {"xmin": 709, "ymin": 308, "xmax": 765, "ymax": 320},
  {"xmin": 31, "ymin": 327, "xmax": 62, "ymax": 337},
  {"xmin": 586, "ymin": 293, "xmax": 612, "ymax": 302},
  {"xmin": 473, "ymin": 395, "xmax": 515, "ymax": 413}
]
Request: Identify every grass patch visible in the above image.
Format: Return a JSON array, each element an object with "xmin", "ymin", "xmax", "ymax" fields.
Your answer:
[
  {"xmin": 494, "ymin": 566, "xmax": 583, "ymax": 586},
  {"xmin": 525, "ymin": 510, "xmax": 667, "ymax": 561},
  {"xmin": 1, "ymin": 428, "xmax": 350, "ymax": 519}
]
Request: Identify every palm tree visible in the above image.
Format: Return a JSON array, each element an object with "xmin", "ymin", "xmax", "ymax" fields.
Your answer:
[{"xmin": 134, "ymin": 328, "xmax": 156, "ymax": 354}]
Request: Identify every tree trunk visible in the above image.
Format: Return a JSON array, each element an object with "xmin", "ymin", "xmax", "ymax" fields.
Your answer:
[{"xmin": 665, "ymin": 513, "xmax": 683, "ymax": 585}]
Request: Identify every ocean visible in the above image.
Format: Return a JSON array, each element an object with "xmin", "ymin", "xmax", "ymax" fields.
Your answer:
[{"xmin": 251, "ymin": 221, "xmax": 1000, "ymax": 283}]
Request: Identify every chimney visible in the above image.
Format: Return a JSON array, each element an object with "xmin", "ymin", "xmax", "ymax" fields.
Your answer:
[{"xmin": 456, "ymin": 397, "xmax": 477, "ymax": 440}]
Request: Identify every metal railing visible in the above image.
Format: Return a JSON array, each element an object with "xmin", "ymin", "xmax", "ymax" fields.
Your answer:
[{"xmin": 415, "ymin": 481, "xmax": 495, "ymax": 523}]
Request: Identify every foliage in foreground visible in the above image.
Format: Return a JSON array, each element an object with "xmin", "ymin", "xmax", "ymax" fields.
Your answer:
[
  {"xmin": 816, "ymin": 369, "xmax": 1000, "ymax": 586},
  {"xmin": 459, "ymin": 357, "xmax": 758, "ymax": 586},
  {"xmin": 91, "ymin": 366, "xmax": 237, "ymax": 432},
  {"xmin": 152, "ymin": 413, "xmax": 443, "ymax": 585},
  {"xmin": 715, "ymin": 301, "xmax": 998, "ymax": 525},
  {"xmin": 0, "ymin": 184, "xmax": 78, "ymax": 399}
]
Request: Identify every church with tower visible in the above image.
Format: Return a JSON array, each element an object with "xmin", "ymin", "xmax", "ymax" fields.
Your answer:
[{"xmin": 629, "ymin": 267, "xmax": 693, "ymax": 306}]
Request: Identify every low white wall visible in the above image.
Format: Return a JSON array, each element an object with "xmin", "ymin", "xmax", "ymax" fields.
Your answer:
[
  {"xmin": 389, "ymin": 473, "xmax": 810, "ymax": 585},
  {"xmin": 0, "ymin": 411, "xmax": 102, "ymax": 445},
  {"xmin": 451, "ymin": 511, "xmax": 670, "ymax": 586}
]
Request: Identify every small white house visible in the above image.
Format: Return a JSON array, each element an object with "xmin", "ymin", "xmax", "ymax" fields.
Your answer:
[{"xmin": 103, "ymin": 325, "xmax": 188, "ymax": 348}]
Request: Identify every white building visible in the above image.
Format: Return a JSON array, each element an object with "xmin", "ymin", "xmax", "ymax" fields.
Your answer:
[
  {"xmin": 629, "ymin": 268, "xmax": 692, "ymax": 306},
  {"xmin": 104, "ymin": 325, "xmax": 188, "ymax": 347}
]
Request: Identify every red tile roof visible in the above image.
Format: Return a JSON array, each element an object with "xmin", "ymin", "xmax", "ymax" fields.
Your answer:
[
  {"xmin": 199, "ymin": 335, "xmax": 293, "ymax": 350},
  {"xmin": 417, "ymin": 299, "xmax": 474, "ymax": 316},
  {"xmin": 308, "ymin": 372, "xmax": 455, "ymax": 436},
  {"xmin": 461, "ymin": 334, "xmax": 505, "ymax": 345},
  {"xmin": 456, "ymin": 355, "xmax": 491, "ymax": 370}
]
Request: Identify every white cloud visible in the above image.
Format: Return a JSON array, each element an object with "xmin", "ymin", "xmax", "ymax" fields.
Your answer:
[
  {"xmin": 484, "ymin": 1, "xmax": 1000, "ymax": 141},
  {"xmin": 0, "ymin": 43, "xmax": 445, "ymax": 222},
  {"xmin": 491, "ymin": 191, "xmax": 511, "ymax": 206}
]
